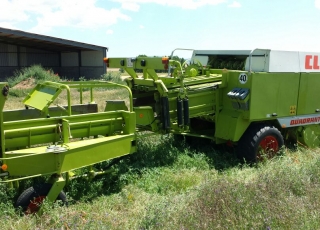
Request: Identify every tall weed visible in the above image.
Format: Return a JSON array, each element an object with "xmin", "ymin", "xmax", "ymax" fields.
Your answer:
[
  {"xmin": 7, "ymin": 65, "xmax": 60, "ymax": 87},
  {"xmin": 7, "ymin": 65, "xmax": 60, "ymax": 97}
]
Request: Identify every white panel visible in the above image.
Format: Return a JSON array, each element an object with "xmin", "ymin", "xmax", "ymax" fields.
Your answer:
[
  {"xmin": 244, "ymin": 56, "xmax": 268, "ymax": 72},
  {"xmin": 194, "ymin": 48, "xmax": 320, "ymax": 73},
  {"xmin": 81, "ymin": 51, "xmax": 103, "ymax": 66},
  {"xmin": 194, "ymin": 55, "xmax": 209, "ymax": 66},
  {"xmin": 61, "ymin": 52, "xmax": 78, "ymax": 66},
  {"xmin": 242, "ymin": 49, "xmax": 269, "ymax": 72},
  {"xmin": 194, "ymin": 50, "xmax": 251, "ymax": 55},
  {"xmin": 268, "ymin": 50, "xmax": 300, "ymax": 72}
]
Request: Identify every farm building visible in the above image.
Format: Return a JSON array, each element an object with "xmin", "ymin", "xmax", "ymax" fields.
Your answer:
[{"xmin": 0, "ymin": 27, "xmax": 108, "ymax": 80}]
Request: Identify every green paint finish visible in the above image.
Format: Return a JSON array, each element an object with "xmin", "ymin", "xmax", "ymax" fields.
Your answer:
[
  {"xmin": 2, "ymin": 117, "xmax": 135, "ymax": 177},
  {"xmin": 215, "ymin": 110, "xmax": 250, "ymax": 142},
  {"xmin": 23, "ymin": 82, "xmax": 69, "ymax": 115},
  {"xmin": 3, "ymin": 104, "xmax": 98, "ymax": 122},
  {"xmin": 105, "ymin": 100, "xmax": 128, "ymax": 112},
  {"xmin": 297, "ymin": 73, "xmax": 320, "ymax": 115},
  {"xmin": 3, "ymin": 151, "xmax": 59, "ymax": 176},
  {"xmin": 108, "ymin": 57, "xmax": 166, "ymax": 79},
  {"xmin": 122, "ymin": 112, "xmax": 137, "ymax": 134},
  {"xmin": 134, "ymin": 106, "xmax": 155, "ymax": 126},
  {"xmin": 0, "ymin": 81, "xmax": 137, "ymax": 189},
  {"xmin": 38, "ymin": 176, "xmax": 66, "ymax": 215},
  {"xmin": 249, "ymin": 72, "xmax": 300, "ymax": 120},
  {"xmin": 107, "ymin": 56, "xmax": 320, "ymax": 145}
]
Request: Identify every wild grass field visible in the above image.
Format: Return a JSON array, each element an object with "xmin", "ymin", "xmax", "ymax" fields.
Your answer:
[{"xmin": 1, "ymin": 66, "xmax": 320, "ymax": 229}]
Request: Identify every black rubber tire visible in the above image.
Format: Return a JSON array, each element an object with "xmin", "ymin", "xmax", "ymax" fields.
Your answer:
[
  {"xmin": 236, "ymin": 124, "xmax": 284, "ymax": 163},
  {"xmin": 15, "ymin": 183, "xmax": 67, "ymax": 214},
  {"xmin": 284, "ymin": 128, "xmax": 298, "ymax": 150}
]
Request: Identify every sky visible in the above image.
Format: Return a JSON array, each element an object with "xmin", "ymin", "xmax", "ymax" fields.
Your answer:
[{"xmin": 0, "ymin": 0, "xmax": 319, "ymax": 57}]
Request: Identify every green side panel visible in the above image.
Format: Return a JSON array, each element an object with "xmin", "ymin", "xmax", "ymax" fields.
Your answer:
[
  {"xmin": 60, "ymin": 135, "xmax": 136, "ymax": 172},
  {"xmin": 215, "ymin": 110, "xmax": 250, "ymax": 142},
  {"xmin": 3, "ymin": 111, "xmax": 132, "ymax": 150},
  {"xmin": 4, "ymin": 134, "xmax": 136, "ymax": 177},
  {"xmin": 134, "ymin": 106, "xmax": 155, "ymax": 126},
  {"xmin": 186, "ymin": 89, "xmax": 216, "ymax": 118},
  {"xmin": 166, "ymin": 88, "xmax": 216, "ymax": 120},
  {"xmin": 133, "ymin": 79, "xmax": 155, "ymax": 87},
  {"xmin": 44, "ymin": 177, "xmax": 66, "ymax": 208},
  {"xmin": 23, "ymin": 84, "xmax": 60, "ymax": 111},
  {"xmin": 3, "ymin": 104, "xmax": 98, "ymax": 121},
  {"xmin": 108, "ymin": 57, "xmax": 166, "ymax": 70},
  {"xmin": 297, "ymin": 73, "xmax": 320, "ymax": 115},
  {"xmin": 122, "ymin": 111, "xmax": 136, "ymax": 134},
  {"xmin": 4, "ymin": 152, "xmax": 58, "ymax": 176},
  {"xmin": 104, "ymin": 100, "xmax": 128, "ymax": 112},
  {"xmin": 219, "ymin": 71, "xmax": 251, "ymax": 112},
  {"xmin": 249, "ymin": 72, "xmax": 300, "ymax": 120}
]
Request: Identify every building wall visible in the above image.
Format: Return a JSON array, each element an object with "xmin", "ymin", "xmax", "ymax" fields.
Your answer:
[
  {"xmin": 81, "ymin": 51, "xmax": 103, "ymax": 66},
  {"xmin": 19, "ymin": 47, "xmax": 59, "ymax": 67},
  {"xmin": 61, "ymin": 52, "xmax": 78, "ymax": 66},
  {"xmin": 0, "ymin": 42, "xmax": 106, "ymax": 80},
  {"xmin": 0, "ymin": 43, "xmax": 18, "ymax": 67}
]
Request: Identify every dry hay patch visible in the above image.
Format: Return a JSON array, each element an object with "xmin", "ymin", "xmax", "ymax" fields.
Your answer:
[{"xmin": 12, "ymin": 78, "xmax": 36, "ymax": 89}]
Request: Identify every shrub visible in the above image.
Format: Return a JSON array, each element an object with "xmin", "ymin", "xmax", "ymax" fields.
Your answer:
[
  {"xmin": 101, "ymin": 71, "xmax": 123, "ymax": 84},
  {"xmin": 7, "ymin": 65, "xmax": 60, "ymax": 87}
]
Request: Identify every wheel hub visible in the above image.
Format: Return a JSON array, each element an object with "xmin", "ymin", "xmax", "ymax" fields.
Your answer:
[
  {"xmin": 26, "ymin": 196, "xmax": 46, "ymax": 214},
  {"xmin": 257, "ymin": 135, "xmax": 279, "ymax": 160}
]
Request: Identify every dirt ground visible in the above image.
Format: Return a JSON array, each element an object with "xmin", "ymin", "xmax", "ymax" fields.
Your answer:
[{"xmin": 11, "ymin": 78, "xmax": 35, "ymax": 89}]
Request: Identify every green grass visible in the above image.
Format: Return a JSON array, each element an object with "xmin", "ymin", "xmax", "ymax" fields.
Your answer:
[
  {"xmin": 1, "ymin": 135, "xmax": 320, "ymax": 229},
  {"xmin": 101, "ymin": 71, "xmax": 124, "ymax": 84}
]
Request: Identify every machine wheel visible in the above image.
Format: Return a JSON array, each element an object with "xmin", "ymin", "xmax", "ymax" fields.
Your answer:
[
  {"xmin": 182, "ymin": 58, "xmax": 204, "ymax": 76},
  {"xmin": 15, "ymin": 183, "xmax": 67, "ymax": 214},
  {"xmin": 236, "ymin": 124, "xmax": 284, "ymax": 163}
]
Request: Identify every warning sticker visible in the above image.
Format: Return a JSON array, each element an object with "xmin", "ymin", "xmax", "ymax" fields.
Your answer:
[{"xmin": 239, "ymin": 73, "xmax": 248, "ymax": 84}]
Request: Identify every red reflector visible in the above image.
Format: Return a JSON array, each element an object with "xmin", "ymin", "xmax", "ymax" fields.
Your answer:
[
  {"xmin": 103, "ymin": 57, "xmax": 109, "ymax": 67},
  {"xmin": 162, "ymin": 56, "xmax": 169, "ymax": 64},
  {"xmin": 1, "ymin": 164, "xmax": 7, "ymax": 171}
]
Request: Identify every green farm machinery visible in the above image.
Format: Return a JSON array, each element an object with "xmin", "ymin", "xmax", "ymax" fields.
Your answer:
[
  {"xmin": 1, "ymin": 48, "xmax": 320, "ymax": 213},
  {"xmin": 0, "ymin": 81, "xmax": 136, "ymax": 213}
]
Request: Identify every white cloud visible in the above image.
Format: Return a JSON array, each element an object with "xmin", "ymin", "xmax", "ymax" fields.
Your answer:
[
  {"xmin": 113, "ymin": 0, "xmax": 227, "ymax": 10},
  {"xmin": 316, "ymin": 0, "xmax": 320, "ymax": 9},
  {"xmin": 106, "ymin": 29, "xmax": 114, "ymax": 34},
  {"xmin": 0, "ymin": 22, "xmax": 19, "ymax": 30},
  {"xmin": 228, "ymin": 1, "xmax": 241, "ymax": 8},
  {"xmin": 121, "ymin": 2, "xmax": 140, "ymax": 11},
  {"xmin": 0, "ymin": 0, "xmax": 30, "ymax": 22},
  {"xmin": 0, "ymin": 0, "xmax": 131, "ymax": 33},
  {"xmin": 139, "ymin": 25, "xmax": 145, "ymax": 29}
]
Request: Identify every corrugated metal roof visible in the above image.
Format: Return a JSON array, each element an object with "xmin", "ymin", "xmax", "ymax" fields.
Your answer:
[{"xmin": 0, "ymin": 27, "xmax": 108, "ymax": 52}]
